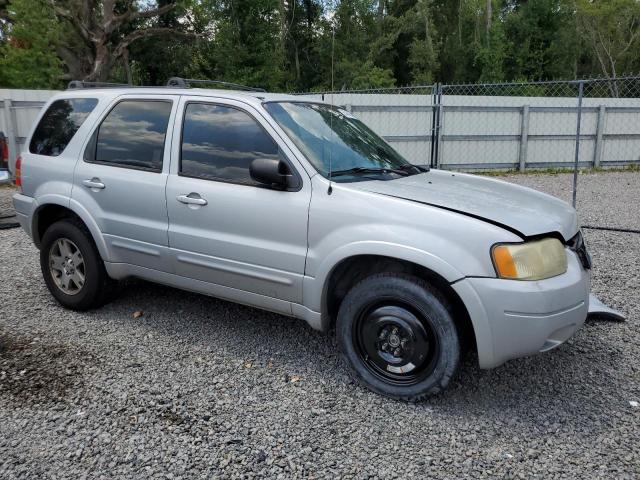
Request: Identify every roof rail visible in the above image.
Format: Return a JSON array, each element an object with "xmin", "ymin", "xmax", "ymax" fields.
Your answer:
[
  {"xmin": 68, "ymin": 80, "xmax": 132, "ymax": 90},
  {"xmin": 166, "ymin": 77, "xmax": 266, "ymax": 92}
]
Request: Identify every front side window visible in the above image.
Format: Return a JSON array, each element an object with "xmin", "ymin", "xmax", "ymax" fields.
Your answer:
[
  {"xmin": 180, "ymin": 103, "xmax": 279, "ymax": 184},
  {"xmin": 30, "ymin": 98, "xmax": 98, "ymax": 156},
  {"xmin": 93, "ymin": 100, "xmax": 172, "ymax": 171},
  {"xmin": 264, "ymin": 102, "xmax": 420, "ymax": 181}
]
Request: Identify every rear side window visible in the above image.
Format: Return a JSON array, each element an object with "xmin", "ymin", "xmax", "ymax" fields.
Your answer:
[
  {"xmin": 91, "ymin": 100, "xmax": 172, "ymax": 172},
  {"xmin": 29, "ymin": 98, "xmax": 98, "ymax": 156},
  {"xmin": 180, "ymin": 103, "xmax": 279, "ymax": 184}
]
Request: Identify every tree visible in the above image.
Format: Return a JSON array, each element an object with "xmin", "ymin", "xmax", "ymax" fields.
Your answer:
[
  {"xmin": 128, "ymin": 0, "xmax": 198, "ymax": 85},
  {"xmin": 0, "ymin": 0, "xmax": 63, "ymax": 88},
  {"xmin": 0, "ymin": 0, "xmax": 10, "ymax": 24},
  {"xmin": 278, "ymin": 0, "xmax": 325, "ymax": 90},
  {"xmin": 504, "ymin": 0, "xmax": 578, "ymax": 81},
  {"xmin": 187, "ymin": 0, "xmax": 286, "ymax": 91},
  {"xmin": 51, "ymin": 0, "xmax": 195, "ymax": 81},
  {"xmin": 373, "ymin": 0, "xmax": 439, "ymax": 86},
  {"xmin": 577, "ymin": 0, "xmax": 640, "ymax": 84},
  {"xmin": 319, "ymin": 0, "xmax": 395, "ymax": 90}
]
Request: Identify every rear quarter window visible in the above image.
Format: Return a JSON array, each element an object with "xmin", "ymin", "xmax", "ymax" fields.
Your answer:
[{"xmin": 29, "ymin": 98, "xmax": 98, "ymax": 156}]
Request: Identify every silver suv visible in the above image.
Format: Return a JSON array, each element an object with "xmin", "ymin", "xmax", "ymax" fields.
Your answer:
[{"xmin": 13, "ymin": 80, "xmax": 595, "ymax": 400}]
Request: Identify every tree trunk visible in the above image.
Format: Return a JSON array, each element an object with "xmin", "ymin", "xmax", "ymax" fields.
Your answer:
[
  {"xmin": 123, "ymin": 48, "xmax": 133, "ymax": 85},
  {"xmin": 278, "ymin": 0, "xmax": 287, "ymax": 53},
  {"xmin": 87, "ymin": 40, "xmax": 110, "ymax": 81},
  {"xmin": 54, "ymin": 1, "xmax": 181, "ymax": 82},
  {"xmin": 485, "ymin": 0, "xmax": 492, "ymax": 47},
  {"xmin": 294, "ymin": 42, "xmax": 301, "ymax": 82},
  {"xmin": 458, "ymin": 0, "xmax": 463, "ymax": 47}
]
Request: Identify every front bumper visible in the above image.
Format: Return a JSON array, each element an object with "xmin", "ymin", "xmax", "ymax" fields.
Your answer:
[{"xmin": 453, "ymin": 249, "xmax": 590, "ymax": 369}]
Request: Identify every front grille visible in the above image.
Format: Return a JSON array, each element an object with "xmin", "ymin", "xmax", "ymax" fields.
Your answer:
[{"xmin": 568, "ymin": 231, "xmax": 592, "ymax": 270}]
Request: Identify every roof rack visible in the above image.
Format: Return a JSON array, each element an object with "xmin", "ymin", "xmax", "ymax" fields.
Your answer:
[
  {"xmin": 68, "ymin": 81, "xmax": 132, "ymax": 90},
  {"xmin": 166, "ymin": 77, "xmax": 266, "ymax": 92}
]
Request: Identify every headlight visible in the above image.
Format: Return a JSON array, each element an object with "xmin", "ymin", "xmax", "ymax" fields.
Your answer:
[{"xmin": 491, "ymin": 238, "xmax": 567, "ymax": 280}]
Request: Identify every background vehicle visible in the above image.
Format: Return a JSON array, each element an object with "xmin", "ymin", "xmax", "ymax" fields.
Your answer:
[
  {"xmin": 11, "ymin": 79, "xmax": 613, "ymax": 400},
  {"xmin": 0, "ymin": 132, "xmax": 9, "ymax": 184}
]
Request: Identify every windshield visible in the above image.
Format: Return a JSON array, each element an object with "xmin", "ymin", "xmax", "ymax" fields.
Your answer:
[{"xmin": 263, "ymin": 101, "xmax": 420, "ymax": 181}]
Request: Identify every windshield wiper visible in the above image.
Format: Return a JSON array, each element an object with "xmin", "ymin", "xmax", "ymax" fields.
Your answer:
[
  {"xmin": 330, "ymin": 166, "xmax": 410, "ymax": 178},
  {"xmin": 398, "ymin": 163, "xmax": 430, "ymax": 173}
]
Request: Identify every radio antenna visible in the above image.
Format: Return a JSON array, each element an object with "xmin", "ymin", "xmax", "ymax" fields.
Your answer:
[{"xmin": 327, "ymin": 15, "xmax": 336, "ymax": 195}]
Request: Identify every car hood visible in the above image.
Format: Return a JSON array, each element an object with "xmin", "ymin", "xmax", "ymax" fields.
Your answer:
[{"xmin": 348, "ymin": 170, "xmax": 578, "ymax": 241}]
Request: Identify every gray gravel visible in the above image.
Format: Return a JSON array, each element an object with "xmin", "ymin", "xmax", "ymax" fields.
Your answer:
[
  {"xmin": 1, "ymin": 173, "xmax": 639, "ymax": 479},
  {"xmin": 0, "ymin": 185, "xmax": 15, "ymax": 218}
]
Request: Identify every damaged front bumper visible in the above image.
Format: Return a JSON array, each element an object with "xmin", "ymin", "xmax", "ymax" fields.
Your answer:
[
  {"xmin": 452, "ymin": 248, "xmax": 624, "ymax": 369},
  {"xmin": 588, "ymin": 294, "xmax": 625, "ymax": 322}
]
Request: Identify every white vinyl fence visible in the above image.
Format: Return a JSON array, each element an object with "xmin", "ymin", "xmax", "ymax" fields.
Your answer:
[
  {"xmin": 1, "ymin": 89, "xmax": 59, "ymax": 172},
  {"xmin": 2, "ymin": 83, "xmax": 639, "ymax": 174},
  {"xmin": 299, "ymin": 90, "xmax": 640, "ymax": 169}
]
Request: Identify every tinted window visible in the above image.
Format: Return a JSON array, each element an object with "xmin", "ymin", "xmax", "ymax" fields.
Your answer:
[
  {"xmin": 181, "ymin": 103, "xmax": 279, "ymax": 184},
  {"xmin": 30, "ymin": 98, "xmax": 98, "ymax": 156},
  {"xmin": 94, "ymin": 100, "xmax": 172, "ymax": 171}
]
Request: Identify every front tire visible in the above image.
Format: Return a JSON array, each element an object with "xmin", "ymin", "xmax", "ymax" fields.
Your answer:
[
  {"xmin": 337, "ymin": 273, "xmax": 460, "ymax": 401},
  {"xmin": 40, "ymin": 218, "xmax": 116, "ymax": 310}
]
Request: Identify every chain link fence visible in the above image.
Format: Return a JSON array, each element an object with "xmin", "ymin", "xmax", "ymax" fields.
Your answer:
[
  {"xmin": 296, "ymin": 86, "xmax": 436, "ymax": 167},
  {"xmin": 297, "ymin": 76, "xmax": 640, "ymax": 211},
  {"xmin": 0, "ymin": 79, "xmax": 638, "ymax": 229}
]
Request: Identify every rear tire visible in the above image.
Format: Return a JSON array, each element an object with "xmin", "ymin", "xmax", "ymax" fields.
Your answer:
[
  {"xmin": 337, "ymin": 273, "xmax": 459, "ymax": 401},
  {"xmin": 40, "ymin": 218, "xmax": 117, "ymax": 310}
]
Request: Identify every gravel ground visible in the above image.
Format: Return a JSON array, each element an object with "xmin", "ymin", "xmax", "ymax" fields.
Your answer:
[
  {"xmin": 0, "ymin": 173, "xmax": 639, "ymax": 479},
  {"xmin": 0, "ymin": 185, "xmax": 15, "ymax": 219}
]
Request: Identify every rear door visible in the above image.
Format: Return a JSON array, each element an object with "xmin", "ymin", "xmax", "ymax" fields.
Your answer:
[
  {"xmin": 165, "ymin": 96, "xmax": 311, "ymax": 303},
  {"xmin": 72, "ymin": 94, "xmax": 179, "ymax": 271}
]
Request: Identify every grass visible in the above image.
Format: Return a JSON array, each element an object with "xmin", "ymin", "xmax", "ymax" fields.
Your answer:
[{"xmin": 471, "ymin": 164, "xmax": 640, "ymax": 177}]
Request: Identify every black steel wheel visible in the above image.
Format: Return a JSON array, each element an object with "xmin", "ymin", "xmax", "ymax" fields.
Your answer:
[
  {"xmin": 337, "ymin": 273, "xmax": 460, "ymax": 401},
  {"xmin": 354, "ymin": 302, "xmax": 440, "ymax": 386}
]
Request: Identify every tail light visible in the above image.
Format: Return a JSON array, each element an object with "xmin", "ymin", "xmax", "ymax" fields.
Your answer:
[{"xmin": 14, "ymin": 155, "xmax": 22, "ymax": 189}]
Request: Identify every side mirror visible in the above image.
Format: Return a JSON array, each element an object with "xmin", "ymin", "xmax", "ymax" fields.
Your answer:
[{"xmin": 250, "ymin": 158, "xmax": 293, "ymax": 189}]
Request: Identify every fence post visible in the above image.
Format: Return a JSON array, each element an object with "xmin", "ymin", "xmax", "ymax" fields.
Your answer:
[
  {"xmin": 436, "ymin": 85, "xmax": 444, "ymax": 168},
  {"xmin": 429, "ymin": 83, "xmax": 441, "ymax": 168},
  {"xmin": 593, "ymin": 105, "xmax": 606, "ymax": 168},
  {"xmin": 572, "ymin": 81, "xmax": 584, "ymax": 208},
  {"xmin": 2, "ymin": 98, "xmax": 17, "ymax": 174},
  {"xmin": 518, "ymin": 105, "xmax": 530, "ymax": 172}
]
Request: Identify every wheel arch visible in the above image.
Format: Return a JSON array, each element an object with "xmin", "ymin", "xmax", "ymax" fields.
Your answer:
[
  {"xmin": 319, "ymin": 254, "xmax": 477, "ymax": 355},
  {"xmin": 32, "ymin": 200, "xmax": 108, "ymax": 260}
]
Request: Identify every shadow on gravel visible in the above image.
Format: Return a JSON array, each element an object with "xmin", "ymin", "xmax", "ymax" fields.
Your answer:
[
  {"xmin": 106, "ymin": 278, "xmax": 628, "ymax": 434},
  {"xmin": 0, "ymin": 329, "xmax": 86, "ymax": 405}
]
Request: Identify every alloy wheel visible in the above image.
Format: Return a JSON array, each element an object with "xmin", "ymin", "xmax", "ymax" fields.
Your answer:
[{"xmin": 49, "ymin": 238, "xmax": 86, "ymax": 295}]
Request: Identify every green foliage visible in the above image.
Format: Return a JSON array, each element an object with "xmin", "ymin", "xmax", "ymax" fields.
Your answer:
[
  {"xmin": 0, "ymin": 0, "xmax": 63, "ymax": 88},
  {"xmin": 504, "ymin": 0, "xmax": 578, "ymax": 81},
  {"xmin": 576, "ymin": 0, "xmax": 640, "ymax": 79},
  {"xmin": 0, "ymin": 0, "xmax": 638, "ymax": 90},
  {"xmin": 185, "ymin": 0, "xmax": 286, "ymax": 90}
]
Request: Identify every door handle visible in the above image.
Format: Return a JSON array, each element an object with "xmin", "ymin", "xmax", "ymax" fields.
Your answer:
[
  {"xmin": 176, "ymin": 193, "xmax": 208, "ymax": 206},
  {"xmin": 82, "ymin": 178, "xmax": 105, "ymax": 190}
]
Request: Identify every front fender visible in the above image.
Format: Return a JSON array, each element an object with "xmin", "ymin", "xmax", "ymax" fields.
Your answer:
[{"xmin": 303, "ymin": 240, "xmax": 466, "ymax": 330}]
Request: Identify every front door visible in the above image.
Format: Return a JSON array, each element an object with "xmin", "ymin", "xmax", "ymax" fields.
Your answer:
[
  {"xmin": 73, "ymin": 95, "xmax": 179, "ymax": 271},
  {"xmin": 165, "ymin": 97, "xmax": 311, "ymax": 303}
]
